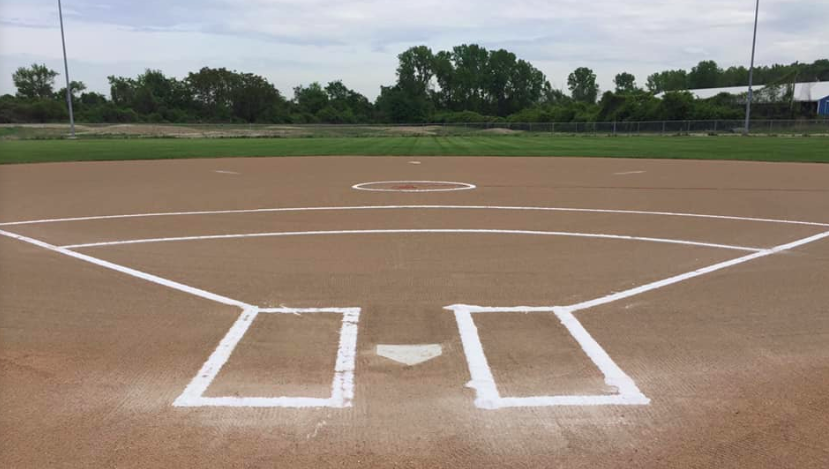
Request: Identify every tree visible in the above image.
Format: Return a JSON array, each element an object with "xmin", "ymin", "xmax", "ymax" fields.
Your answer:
[
  {"xmin": 720, "ymin": 66, "xmax": 749, "ymax": 87},
  {"xmin": 13, "ymin": 64, "xmax": 59, "ymax": 99},
  {"xmin": 659, "ymin": 91, "xmax": 695, "ymax": 120},
  {"xmin": 486, "ymin": 49, "xmax": 517, "ymax": 115},
  {"xmin": 55, "ymin": 81, "xmax": 86, "ymax": 101},
  {"xmin": 186, "ymin": 67, "xmax": 239, "ymax": 120},
  {"xmin": 293, "ymin": 82, "xmax": 329, "ymax": 115},
  {"xmin": 397, "ymin": 46, "xmax": 435, "ymax": 95},
  {"xmin": 688, "ymin": 60, "xmax": 722, "ymax": 89},
  {"xmin": 502, "ymin": 58, "xmax": 548, "ymax": 115},
  {"xmin": 646, "ymin": 70, "xmax": 688, "ymax": 93},
  {"xmin": 375, "ymin": 85, "xmax": 431, "ymax": 123},
  {"xmin": 567, "ymin": 67, "xmax": 599, "ymax": 104},
  {"xmin": 450, "ymin": 44, "xmax": 489, "ymax": 112},
  {"xmin": 324, "ymin": 81, "xmax": 372, "ymax": 122},
  {"xmin": 432, "ymin": 50, "xmax": 456, "ymax": 110},
  {"xmin": 233, "ymin": 73, "xmax": 286, "ymax": 122},
  {"xmin": 614, "ymin": 72, "xmax": 637, "ymax": 93}
]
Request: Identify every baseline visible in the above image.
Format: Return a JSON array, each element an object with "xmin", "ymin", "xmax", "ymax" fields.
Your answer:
[{"xmin": 0, "ymin": 228, "xmax": 250, "ymax": 308}]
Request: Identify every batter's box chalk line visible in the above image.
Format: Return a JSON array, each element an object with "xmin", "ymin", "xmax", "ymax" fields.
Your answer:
[
  {"xmin": 173, "ymin": 307, "xmax": 361, "ymax": 408},
  {"xmin": 2, "ymin": 205, "xmax": 829, "ymax": 410},
  {"xmin": 446, "ymin": 305, "xmax": 649, "ymax": 409}
]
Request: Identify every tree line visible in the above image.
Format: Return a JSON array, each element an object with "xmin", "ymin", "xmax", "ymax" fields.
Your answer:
[{"xmin": 1, "ymin": 46, "xmax": 826, "ymax": 125}]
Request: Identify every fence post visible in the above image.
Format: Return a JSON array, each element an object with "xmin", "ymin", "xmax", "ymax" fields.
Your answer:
[
  {"xmin": 551, "ymin": 122, "xmax": 555, "ymax": 134},
  {"xmin": 713, "ymin": 120, "xmax": 718, "ymax": 133},
  {"xmin": 662, "ymin": 121, "xmax": 666, "ymax": 135},
  {"xmin": 613, "ymin": 121, "xmax": 616, "ymax": 136}
]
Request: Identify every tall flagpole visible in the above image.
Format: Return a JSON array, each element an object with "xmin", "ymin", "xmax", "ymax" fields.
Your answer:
[
  {"xmin": 58, "ymin": 0, "xmax": 76, "ymax": 138},
  {"xmin": 743, "ymin": 0, "xmax": 760, "ymax": 135}
]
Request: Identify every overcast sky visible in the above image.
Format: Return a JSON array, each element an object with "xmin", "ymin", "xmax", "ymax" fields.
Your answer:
[{"xmin": 1, "ymin": 0, "xmax": 826, "ymax": 100}]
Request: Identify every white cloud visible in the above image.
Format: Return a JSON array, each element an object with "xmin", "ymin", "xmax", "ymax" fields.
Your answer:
[{"xmin": 0, "ymin": 0, "xmax": 826, "ymax": 99}]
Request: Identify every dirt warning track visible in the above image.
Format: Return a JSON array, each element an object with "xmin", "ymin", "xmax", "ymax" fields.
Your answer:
[{"xmin": 1, "ymin": 156, "xmax": 829, "ymax": 468}]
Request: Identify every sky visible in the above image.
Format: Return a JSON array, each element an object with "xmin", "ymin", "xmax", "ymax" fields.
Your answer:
[{"xmin": 0, "ymin": 0, "xmax": 827, "ymax": 100}]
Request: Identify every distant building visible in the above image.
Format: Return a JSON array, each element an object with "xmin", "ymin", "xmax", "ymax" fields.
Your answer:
[{"xmin": 657, "ymin": 82, "xmax": 829, "ymax": 116}]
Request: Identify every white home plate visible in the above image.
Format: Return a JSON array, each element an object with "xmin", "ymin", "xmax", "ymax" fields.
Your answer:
[{"xmin": 376, "ymin": 344, "xmax": 443, "ymax": 366}]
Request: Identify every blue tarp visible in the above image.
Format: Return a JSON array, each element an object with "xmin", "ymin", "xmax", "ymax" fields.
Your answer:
[{"xmin": 819, "ymin": 95, "xmax": 829, "ymax": 116}]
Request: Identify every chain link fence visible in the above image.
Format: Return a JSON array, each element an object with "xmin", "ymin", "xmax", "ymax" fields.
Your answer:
[
  {"xmin": 443, "ymin": 119, "xmax": 829, "ymax": 135},
  {"xmin": 2, "ymin": 119, "xmax": 828, "ymax": 139}
]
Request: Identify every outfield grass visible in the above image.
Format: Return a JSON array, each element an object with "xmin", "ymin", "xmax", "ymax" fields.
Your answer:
[{"xmin": 0, "ymin": 135, "xmax": 827, "ymax": 164}]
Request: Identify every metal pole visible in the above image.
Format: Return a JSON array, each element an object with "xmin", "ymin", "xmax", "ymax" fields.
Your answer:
[
  {"xmin": 744, "ymin": 0, "xmax": 760, "ymax": 135},
  {"xmin": 58, "ymin": 0, "xmax": 75, "ymax": 138}
]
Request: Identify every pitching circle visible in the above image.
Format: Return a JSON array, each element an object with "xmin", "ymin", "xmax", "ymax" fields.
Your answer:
[{"xmin": 352, "ymin": 180, "xmax": 476, "ymax": 193}]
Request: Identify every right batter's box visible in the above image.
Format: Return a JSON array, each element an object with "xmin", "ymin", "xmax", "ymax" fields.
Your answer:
[{"xmin": 446, "ymin": 304, "xmax": 649, "ymax": 409}]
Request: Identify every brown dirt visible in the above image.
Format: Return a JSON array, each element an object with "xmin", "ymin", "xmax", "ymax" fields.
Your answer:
[
  {"xmin": 388, "ymin": 126, "xmax": 442, "ymax": 135},
  {"xmin": 1, "ymin": 156, "xmax": 828, "ymax": 468},
  {"xmin": 482, "ymin": 128, "xmax": 522, "ymax": 135}
]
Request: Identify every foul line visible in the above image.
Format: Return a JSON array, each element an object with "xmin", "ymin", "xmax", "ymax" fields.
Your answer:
[
  {"xmin": 0, "ymin": 228, "xmax": 251, "ymax": 309},
  {"xmin": 448, "ymin": 229, "xmax": 829, "ymax": 409},
  {"xmin": 59, "ymin": 228, "xmax": 762, "ymax": 252},
  {"xmin": 1, "ymin": 205, "xmax": 827, "ymax": 228},
  {"xmin": 457, "ymin": 229, "xmax": 829, "ymax": 315},
  {"xmin": 3, "ymin": 209, "xmax": 828, "ymax": 410}
]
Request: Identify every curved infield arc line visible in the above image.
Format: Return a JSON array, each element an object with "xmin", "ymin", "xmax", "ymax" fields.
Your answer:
[
  {"xmin": 59, "ymin": 228, "xmax": 762, "ymax": 252},
  {"xmin": 2, "ymin": 205, "xmax": 828, "ymax": 228},
  {"xmin": 3, "ymin": 222, "xmax": 829, "ymax": 409},
  {"xmin": 351, "ymin": 181, "xmax": 476, "ymax": 192}
]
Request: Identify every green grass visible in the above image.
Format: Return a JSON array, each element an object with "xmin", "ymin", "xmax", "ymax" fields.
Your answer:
[{"xmin": 1, "ymin": 135, "xmax": 827, "ymax": 164}]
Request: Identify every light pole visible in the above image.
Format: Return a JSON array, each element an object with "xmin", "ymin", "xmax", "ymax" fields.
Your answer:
[
  {"xmin": 744, "ymin": 0, "xmax": 760, "ymax": 135},
  {"xmin": 58, "ymin": 0, "xmax": 76, "ymax": 138}
]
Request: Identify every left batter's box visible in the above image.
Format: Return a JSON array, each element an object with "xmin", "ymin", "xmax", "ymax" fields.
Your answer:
[{"xmin": 174, "ymin": 307, "xmax": 360, "ymax": 408}]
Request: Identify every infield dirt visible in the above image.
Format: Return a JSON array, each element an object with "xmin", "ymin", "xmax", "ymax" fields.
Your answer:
[{"xmin": 1, "ymin": 156, "xmax": 828, "ymax": 468}]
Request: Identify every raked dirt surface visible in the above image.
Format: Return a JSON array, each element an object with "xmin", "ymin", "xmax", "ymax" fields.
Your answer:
[{"xmin": 1, "ymin": 156, "xmax": 829, "ymax": 468}]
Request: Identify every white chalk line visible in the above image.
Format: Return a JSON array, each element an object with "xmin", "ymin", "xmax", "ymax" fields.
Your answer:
[
  {"xmin": 4, "ymin": 210, "xmax": 828, "ymax": 410},
  {"xmin": 447, "ymin": 229, "xmax": 829, "ymax": 409},
  {"xmin": 352, "ymin": 181, "xmax": 476, "ymax": 192},
  {"xmin": 454, "ymin": 229, "xmax": 829, "ymax": 315},
  {"xmin": 59, "ymin": 228, "xmax": 761, "ymax": 253},
  {"xmin": 2, "ymin": 205, "xmax": 827, "ymax": 228},
  {"xmin": 0, "ymin": 228, "xmax": 250, "ymax": 308},
  {"xmin": 173, "ymin": 307, "xmax": 259, "ymax": 406},
  {"xmin": 174, "ymin": 307, "xmax": 360, "ymax": 408},
  {"xmin": 446, "ymin": 305, "xmax": 649, "ymax": 409},
  {"xmin": 451, "ymin": 307, "xmax": 501, "ymax": 409},
  {"xmin": 614, "ymin": 171, "xmax": 646, "ymax": 176},
  {"xmin": 213, "ymin": 170, "xmax": 241, "ymax": 175}
]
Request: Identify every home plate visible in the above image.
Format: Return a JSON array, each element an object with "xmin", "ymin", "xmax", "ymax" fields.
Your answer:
[{"xmin": 376, "ymin": 344, "xmax": 442, "ymax": 366}]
